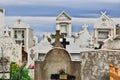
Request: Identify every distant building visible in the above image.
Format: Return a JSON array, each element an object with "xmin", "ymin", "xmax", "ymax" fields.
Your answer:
[
  {"xmin": 29, "ymin": 11, "xmax": 94, "ymax": 63},
  {"xmin": 10, "ymin": 19, "xmax": 36, "ymax": 52},
  {"xmin": 56, "ymin": 11, "xmax": 72, "ymax": 37},
  {"xmin": 74, "ymin": 24, "xmax": 93, "ymax": 48},
  {"xmin": 94, "ymin": 11, "xmax": 116, "ymax": 45}
]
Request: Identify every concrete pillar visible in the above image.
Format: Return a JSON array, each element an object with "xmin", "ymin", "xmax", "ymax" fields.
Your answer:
[{"xmin": 0, "ymin": 9, "xmax": 5, "ymax": 37}]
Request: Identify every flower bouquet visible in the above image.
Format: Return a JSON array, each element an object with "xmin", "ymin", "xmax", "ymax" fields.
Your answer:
[{"xmin": 59, "ymin": 67, "xmax": 67, "ymax": 79}]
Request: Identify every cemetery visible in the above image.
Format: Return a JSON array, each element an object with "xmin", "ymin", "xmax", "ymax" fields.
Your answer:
[{"xmin": 0, "ymin": 8, "xmax": 120, "ymax": 80}]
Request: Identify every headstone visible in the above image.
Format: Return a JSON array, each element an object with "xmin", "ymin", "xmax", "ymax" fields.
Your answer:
[{"xmin": 35, "ymin": 30, "xmax": 81, "ymax": 80}]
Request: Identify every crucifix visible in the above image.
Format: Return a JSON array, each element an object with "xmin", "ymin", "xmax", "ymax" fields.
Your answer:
[
  {"xmin": 61, "ymin": 38, "xmax": 70, "ymax": 49},
  {"xmin": 18, "ymin": 19, "xmax": 21, "ymax": 24},
  {"xmin": 52, "ymin": 30, "xmax": 64, "ymax": 47}
]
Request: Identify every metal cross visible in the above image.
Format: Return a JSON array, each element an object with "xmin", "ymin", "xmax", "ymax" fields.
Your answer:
[{"xmin": 61, "ymin": 38, "xmax": 70, "ymax": 49}]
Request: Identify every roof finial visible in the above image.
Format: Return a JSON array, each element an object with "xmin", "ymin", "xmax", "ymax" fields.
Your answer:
[
  {"xmin": 41, "ymin": 32, "xmax": 49, "ymax": 42},
  {"xmin": 82, "ymin": 24, "xmax": 88, "ymax": 29},
  {"xmin": 81, "ymin": 24, "xmax": 88, "ymax": 32},
  {"xmin": 18, "ymin": 19, "xmax": 21, "ymax": 24},
  {"xmin": 101, "ymin": 11, "xmax": 107, "ymax": 15}
]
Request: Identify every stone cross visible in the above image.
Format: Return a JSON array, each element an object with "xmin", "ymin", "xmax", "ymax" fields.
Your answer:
[
  {"xmin": 82, "ymin": 24, "xmax": 88, "ymax": 32},
  {"xmin": 54, "ymin": 30, "xmax": 63, "ymax": 42},
  {"xmin": 52, "ymin": 30, "xmax": 64, "ymax": 47},
  {"xmin": 18, "ymin": 19, "xmax": 21, "ymax": 24},
  {"xmin": 61, "ymin": 38, "xmax": 70, "ymax": 49},
  {"xmin": 30, "ymin": 49, "xmax": 35, "ymax": 60}
]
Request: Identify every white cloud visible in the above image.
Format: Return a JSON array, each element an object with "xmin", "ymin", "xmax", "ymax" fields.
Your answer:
[
  {"xmin": 0, "ymin": 0, "xmax": 120, "ymax": 6},
  {"xmin": 5, "ymin": 16, "xmax": 56, "ymax": 27},
  {"xmin": 72, "ymin": 18, "xmax": 97, "ymax": 24},
  {"xmin": 96, "ymin": 0, "xmax": 120, "ymax": 3},
  {"xmin": 5, "ymin": 16, "xmax": 120, "ymax": 40},
  {"xmin": 0, "ymin": 0, "xmax": 73, "ymax": 6},
  {"xmin": 5, "ymin": 16, "xmax": 56, "ymax": 39},
  {"xmin": 5, "ymin": 16, "xmax": 120, "ymax": 28},
  {"xmin": 5, "ymin": 16, "xmax": 97, "ymax": 28}
]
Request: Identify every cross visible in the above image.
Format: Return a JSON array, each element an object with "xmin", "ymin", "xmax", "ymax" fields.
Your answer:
[
  {"xmin": 61, "ymin": 38, "xmax": 70, "ymax": 49},
  {"xmin": 52, "ymin": 30, "xmax": 64, "ymax": 47},
  {"xmin": 82, "ymin": 24, "xmax": 88, "ymax": 31},
  {"xmin": 54, "ymin": 30, "xmax": 64, "ymax": 42},
  {"xmin": 101, "ymin": 11, "xmax": 107, "ymax": 15},
  {"xmin": 18, "ymin": 19, "xmax": 21, "ymax": 24},
  {"xmin": 30, "ymin": 49, "xmax": 35, "ymax": 60}
]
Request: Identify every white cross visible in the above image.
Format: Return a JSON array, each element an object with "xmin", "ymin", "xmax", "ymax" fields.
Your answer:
[{"xmin": 101, "ymin": 11, "xmax": 107, "ymax": 15}]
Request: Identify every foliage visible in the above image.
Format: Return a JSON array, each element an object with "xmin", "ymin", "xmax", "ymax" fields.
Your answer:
[
  {"xmin": 11, "ymin": 62, "xmax": 20, "ymax": 79},
  {"xmin": 21, "ymin": 69, "xmax": 31, "ymax": 80},
  {"xmin": 11, "ymin": 62, "xmax": 31, "ymax": 80}
]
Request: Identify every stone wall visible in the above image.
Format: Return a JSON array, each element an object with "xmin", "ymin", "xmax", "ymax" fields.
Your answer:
[{"xmin": 80, "ymin": 50, "xmax": 120, "ymax": 80}]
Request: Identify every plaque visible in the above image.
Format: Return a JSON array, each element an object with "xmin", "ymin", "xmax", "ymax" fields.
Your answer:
[{"xmin": 60, "ymin": 75, "xmax": 67, "ymax": 79}]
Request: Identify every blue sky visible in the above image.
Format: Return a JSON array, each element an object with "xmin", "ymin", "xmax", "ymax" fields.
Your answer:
[
  {"xmin": 0, "ymin": 0, "xmax": 120, "ymax": 17},
  {"xmin": 0, "ymin": 0, "xmax": 120, "ymax": 40}
]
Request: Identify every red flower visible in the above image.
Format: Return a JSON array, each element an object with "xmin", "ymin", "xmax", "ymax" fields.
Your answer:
[{"xmin": 59, "ymin": 67, "xmax": 65, "ymax": 74}]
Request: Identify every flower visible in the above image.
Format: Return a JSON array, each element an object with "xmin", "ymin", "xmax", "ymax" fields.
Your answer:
[{"xmin": 59, "ymin": 67, "xmax": 66, "ymax": 75}]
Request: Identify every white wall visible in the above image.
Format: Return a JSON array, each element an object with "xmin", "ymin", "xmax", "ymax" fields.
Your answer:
[{"xmin": 0, "ymin": 9, "xmax": 5, "ymax": 37}]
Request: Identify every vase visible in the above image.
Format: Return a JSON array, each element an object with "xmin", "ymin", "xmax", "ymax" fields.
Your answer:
[{"xmin": 60, "ymin": 74, "xmax": 67, "ymax": 79}]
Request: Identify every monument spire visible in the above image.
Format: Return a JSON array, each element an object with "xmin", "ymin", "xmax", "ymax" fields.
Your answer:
[{"xmin": 52, "ymin": 30, "xmax": 64, "ymax": 48}]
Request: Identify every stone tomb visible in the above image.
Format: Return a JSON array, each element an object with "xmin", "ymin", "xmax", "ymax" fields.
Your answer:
[
  {"xmin": 80, "ymin": 50, "xmax": 120, "ymax": 80},
  {"xmin": 35, "ymin": 30, "xmax": 81, "ymax": 80}
]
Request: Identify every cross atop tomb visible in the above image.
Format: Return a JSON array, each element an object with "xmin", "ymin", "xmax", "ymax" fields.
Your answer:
[
  {"xmin": 52, "ymin": 30, "xmax": 64, "ymax": 47},
  {"xmin": 61, "ymin": 38, "xmax": 70, "ymax": 49},
  {"xmin": 101, "ymin": 11, "xmax": 107, "ymax": 15},
  {"xmin": 82, "ymin": 24, "xmax": 88, "ymax": 31},
  {"xmin": 18, "ymin": 19, "xmax": 21, "ymax": 24},
  {"xmin": 54, "ymin": 30, "xmax": 63, "ymax": 42},
  {"xmin": 41, "ymin": 32, "xmax": 49, "ymax": 42}
]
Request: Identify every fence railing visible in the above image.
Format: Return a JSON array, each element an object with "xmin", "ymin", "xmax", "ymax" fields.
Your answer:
[{"xmin": 109, "ymin": 64, "xmax": 120, "ymax": 80}]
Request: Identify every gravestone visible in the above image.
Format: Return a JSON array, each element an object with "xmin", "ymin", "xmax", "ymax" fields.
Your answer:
[{"xmin": 35, "ymin": 30, "xmax": 81, "ymax": 80}]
